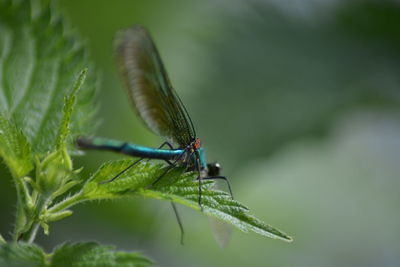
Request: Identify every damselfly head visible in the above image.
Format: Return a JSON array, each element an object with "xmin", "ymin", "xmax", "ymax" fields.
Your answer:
[{"xmin": 188, "ymin": 138, "xmax": 201, "ymax": 153}]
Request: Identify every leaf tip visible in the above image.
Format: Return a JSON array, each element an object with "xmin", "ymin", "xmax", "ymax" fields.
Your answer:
[{"xmin": 283, "ymin": 235, "xmax": 294, "ymax": 243}]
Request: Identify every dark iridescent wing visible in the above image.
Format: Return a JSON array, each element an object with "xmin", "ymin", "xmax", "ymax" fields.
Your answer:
[{"xmin": 114, "ymin": 25, "xmax": 195, "ymax": 147}]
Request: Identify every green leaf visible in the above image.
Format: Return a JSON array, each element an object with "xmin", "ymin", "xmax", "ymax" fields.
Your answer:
[
  {"xmin": 0, "ymin": 0, "xmax": 97, "ymax": 243},
  {"xmin": 50, "ymin": 242, "xmax": 152, "ymax": 267},
  {"xmin": 147, "ymin": 173, "xmax": 293, "ymax": 242},
  {"xmin": 56, "ymin": 68, "xmax": 87, "ymax": 150},
  {"xmin": 82, "ymin": 160, "xmax": 166, "ymax": 199},
  {"xmin": 0, "ymin": 114, "xmax": 33, "ymax": 178},
  {"xmin": 0, "ymin": 242, "xmax": 46, "ymax": 267},
  {"xmin": 0, "ymin": 242, "xmax": 152, "ymax": 267},
  {"xmin": 81, "ymin": 160, "xmax": 292, "ymax": 242},
  {"xmin": 0, "ymin": 0, "xmax": 97, "ymax": 156}
]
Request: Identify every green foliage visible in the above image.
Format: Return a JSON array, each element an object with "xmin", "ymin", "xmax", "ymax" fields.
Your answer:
[
  {"xmin": 0, "ymin": 114, "xmax": 33, "ymax": 178},
  {"xmin": 0, "ymin": 242, "xmax": 152, "ymax": 267},
  {"xmin": 144, "ymin": 165, "xmax": 292, "ymax": 241},
  {"xmin": 0, "ymin": 242, "xmax": 45, "ymax": 267},
  {"xmin": 0, "ymin": 0, "xmax": 96, "ymax": 156},
  {"xmin": 56, "ymin": 68, "xmax": 88, "ymax": 150},
  {"xmin": 0, "ymin": 0, "xmax": 96, "ymax": 241},
  {"xmin": 50, "ymin": 242, "xmax": 152, "ymax": 267},
  {"xmin": 0, "ymin": 0, "xmax": 154, "ymax": 263},
  {"xmin": 52, "ymin": 160, "xmax": 292, "ymax": 242},
  {"xmin": 10, "ymin": 69, "xmax": 87, "ymax": 241}
]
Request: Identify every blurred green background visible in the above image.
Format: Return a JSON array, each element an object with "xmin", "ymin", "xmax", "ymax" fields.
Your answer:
[{"xmin": 2, "ymin": 0, "xmax": 400, "ymax": 266}]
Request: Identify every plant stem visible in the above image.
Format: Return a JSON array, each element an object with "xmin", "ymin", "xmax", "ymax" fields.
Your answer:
[
  {"xmin": 13, "ymin": 193, "xmax": 24, "ymax": 241},
  {"xmin": 19, "ymin": 191, "xmax": 85, "ymax": 243},
  {"xmin": 24, "ymin": 223, "xmax": 40, "ymax": 244},
  {"xmin": 13, "ymin": 178, "xmax": 30, "ymax": 241},
  {"xmin": 48, "ymin": 191, "xmax": 85, "ymax": 213},
  {"xmin": 19, "ymin": 193, "xmax": 51, "ymax": 243}
]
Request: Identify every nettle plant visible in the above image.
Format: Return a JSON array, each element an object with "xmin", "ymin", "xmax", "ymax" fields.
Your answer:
[{"xmin": 0, "ymin": 1, "xmax": 292, "ymax": 266}]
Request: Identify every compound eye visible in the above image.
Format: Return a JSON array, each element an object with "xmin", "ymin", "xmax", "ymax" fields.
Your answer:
[{"xmin": 207, "ymin": 162, "xmax": 221, "ymax": 176}]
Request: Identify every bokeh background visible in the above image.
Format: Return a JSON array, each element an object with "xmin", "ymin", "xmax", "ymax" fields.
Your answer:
[{"xmin": 1, "ymin": 0, "xmax": 400, "ymax": 266}]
